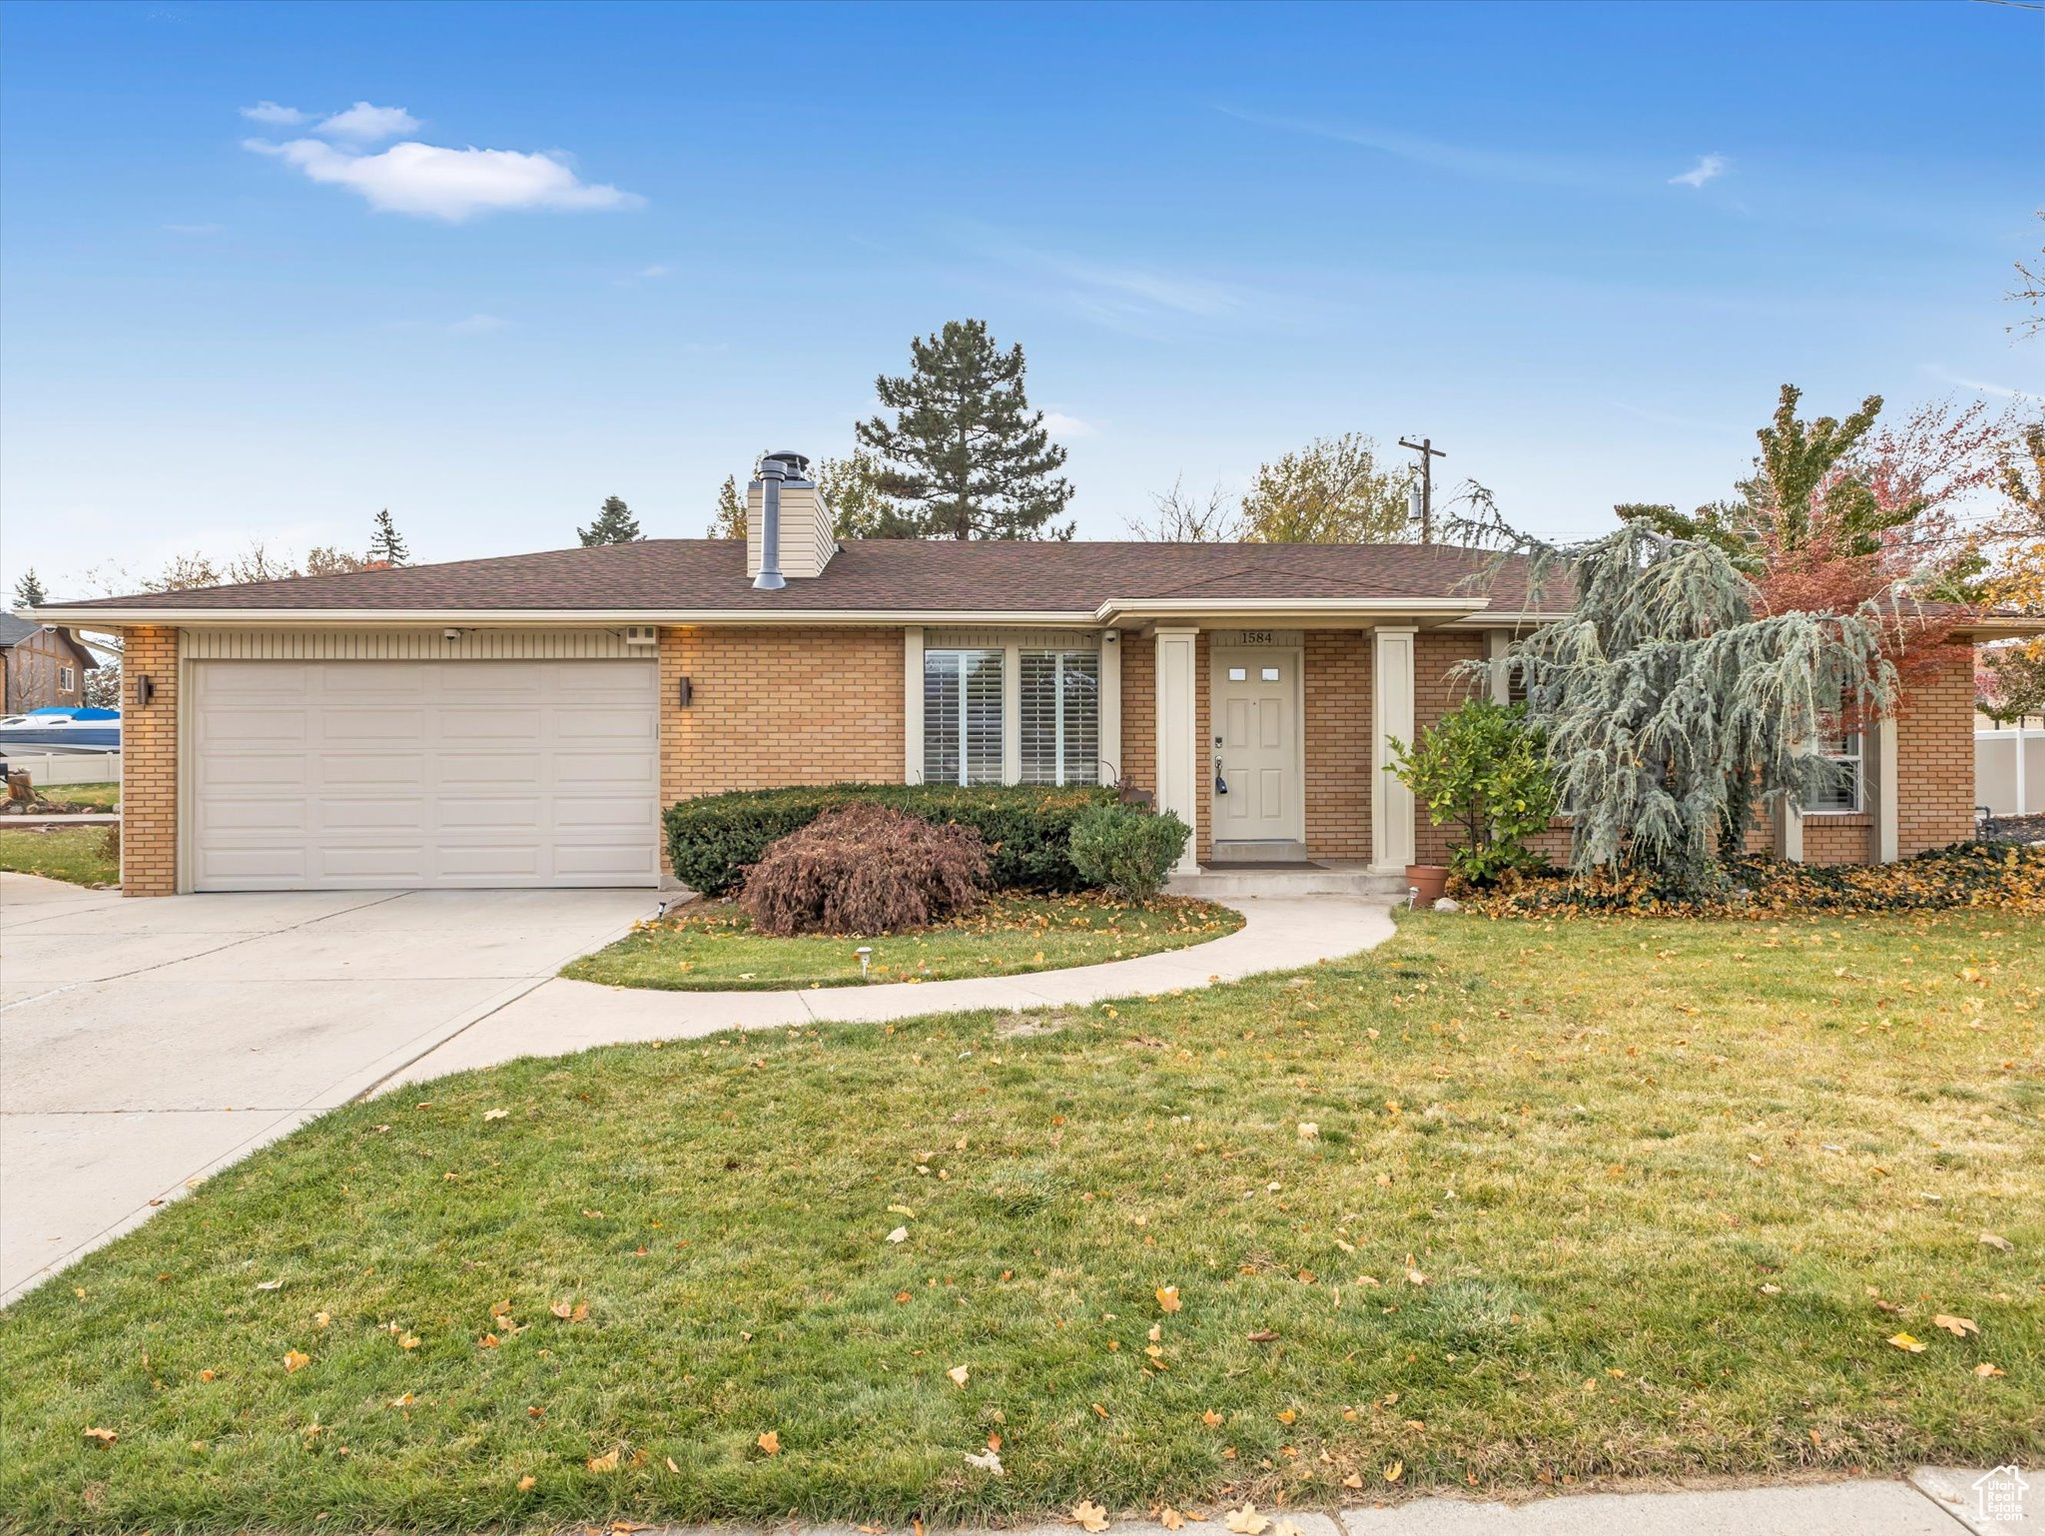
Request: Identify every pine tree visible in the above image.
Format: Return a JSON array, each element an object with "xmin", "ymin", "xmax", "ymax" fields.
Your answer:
[
  {"xmin": 579, "ymin": 495, "xmax": 643, "ymax": 546},
  {"xmin": 367, "ymin": 509, "xmax": 409, "ymax": 567},
  {"xmin": 13, "ymin": 569, "xmax": 47, "ymax": 607},
  {"xmin": 708, "ymin": 476, "xmax": 746, "ymax": 539},
  {"xmin": 855, "ymin": 319, "xmax": 1074, "ymax": 539},
  {"xmin": 1457, "ymin": 514, "xmax": 1898, "ymax": 895}
]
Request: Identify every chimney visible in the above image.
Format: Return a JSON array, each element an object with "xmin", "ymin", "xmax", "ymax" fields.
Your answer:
[{"xmin": 746, "ymin": 451, "xmax": 837, "ymax": 585}]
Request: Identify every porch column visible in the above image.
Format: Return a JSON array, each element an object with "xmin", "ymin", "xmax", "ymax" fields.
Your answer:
[
  {"xmin": 1098, "ymin": 630, "xmax": 1122, "ymax": 788},
  {"xmin": 1777, "ymin": 802, "xmax": 1805, "ymax": 863},
  {"xmin": 902, "ymin": 626, "xmax": 924, "ymax": 783},
  {"xmin": 1372, "ymin": 626, "xmax": 1416, "ymax": 873},
  {"xmin": 1154, "ymin": 626, "xmax": 1201, "ymax": 873},
  {"xmin": 1484, "ymin": 628, "xmax": 1510, "ymax": 705},
  {"xmin": 1873, "ymin": 715, "xmax": 1900, "ymax": 862}
]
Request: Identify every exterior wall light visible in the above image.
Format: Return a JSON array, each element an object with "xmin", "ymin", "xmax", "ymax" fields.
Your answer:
[
  {"xmin": 133, "ymin": 675, "xmax": 155, "ymax": 707},
  {"xmin": 676, "ymin": 677, "xmax": 693, "ymax": 708}
]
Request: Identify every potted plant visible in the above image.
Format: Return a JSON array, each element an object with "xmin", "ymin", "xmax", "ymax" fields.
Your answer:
[{"xmin": 1390, "ymin": 700, "xmax": 1557, "ymax": 901}]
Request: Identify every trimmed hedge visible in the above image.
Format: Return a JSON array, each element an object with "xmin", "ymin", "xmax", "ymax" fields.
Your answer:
[
  {"xmin": 663, "ymin": 782, "xmax": 1117, "ymax": 896},
  {"xmin": 1069, "ymin": 802, "xmax": 1191, "ymax": 902}
]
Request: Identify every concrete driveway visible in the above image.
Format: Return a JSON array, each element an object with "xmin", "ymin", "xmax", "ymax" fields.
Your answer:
[{"xmin": 0, "ymin": 873, "xmax": 655, "ymax": 1303}]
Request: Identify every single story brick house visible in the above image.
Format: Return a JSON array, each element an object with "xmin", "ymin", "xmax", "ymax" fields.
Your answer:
[{"xmin": 20, "ymin": 456, "xmax": 2035, "ymax": 896}]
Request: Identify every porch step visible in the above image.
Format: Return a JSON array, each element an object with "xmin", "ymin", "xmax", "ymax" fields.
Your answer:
[
  {"xmin": 1208, "ymin": 840, "xmax": 1311, "ymax": 865},
  {"xmin": 1167, "ymin": 863, "xmax": 1408, "ymax": 899}
]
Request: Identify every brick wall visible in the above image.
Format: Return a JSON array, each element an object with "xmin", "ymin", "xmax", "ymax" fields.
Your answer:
[
  {"xmin": 120, "ymin": 625, "xmax": 178, "ymax": 896},
  {"xmin": 1118, "ymin": 632, "xmax": 1156, "ymax": 797},
  {"xmin": 1410, "ymin": 631, "xmax": 1487, "ymax": 867},
  {"xmin": 1304, "ymin": 630, "xmax": 1372, "ymax": 860},
  {"xmin": 657, "ymin": 627, "xmax": 905, "ymax": 831},
  {"xmin": 1803, "ymin": 814, "xmax": 1872, "ymax": 866},
  {"xmin": 1195, "ymin": 631, "xmax": 1212, "ymax": 865},
  {"xmin": 1896, "ymin": 653, "xmax": 1977, "ymax": 856}
]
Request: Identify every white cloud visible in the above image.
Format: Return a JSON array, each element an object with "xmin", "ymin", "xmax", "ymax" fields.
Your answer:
[
  {"xmin": 1669, "ymin": 154, "xmax": 1728, "ymax": 189},
  {"xmin": 240, "ymin": 100, "xmax": 307, "ymax": 125},
  {"xmin": 1042, "ymin": 411, "xmax": 1097, "ymax": 438},
  {"xmin": 244, "ymin": 137, "xmax": 644, "ymax": 221},
  {"xmin": 315, "ymin": 102, "xmax": 422, "ymax": 142},
  {"xmin": 1925, "ymin": 364, "xmax": 2040, "ymax": 401},
  {"xmin": 446, "ymin": 313, "xmax": 510, "ymax": 335}
]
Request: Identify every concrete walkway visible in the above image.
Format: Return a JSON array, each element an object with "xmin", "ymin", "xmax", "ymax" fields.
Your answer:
[
  {"xmin": 604, "ymin": 1471, "xmax": 2030, "ymax": 1536},
  {"xmin": 390, "ymin": 894, "xmax": 1396, "ymax": 1086}
]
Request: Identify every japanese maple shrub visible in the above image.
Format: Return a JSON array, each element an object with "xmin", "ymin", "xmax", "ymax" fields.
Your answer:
[
  {"xmin": 1389, "ymin": 700, "xmax": 1557, "ymax": 884},
  {"xmin": 735, "ymin": 802, "xmax": 989, "ymax": 936}
]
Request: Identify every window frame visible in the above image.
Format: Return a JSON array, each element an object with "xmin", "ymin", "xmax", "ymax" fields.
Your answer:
[
  {"xmin": 58, "ymin": 665, "xmax": 76, "ymax": 692},
  {"xmin": 921, "ymin": 635, "xmax": 1102, "ymax": 789},
  {"xmin": 1804, "ymin": 727, "xmax": 1864, "ymax": 814}
]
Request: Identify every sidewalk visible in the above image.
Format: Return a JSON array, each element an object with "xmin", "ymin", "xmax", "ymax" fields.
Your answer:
[
  {"xmin": 388, "ymin": 894, "xmax": 1396, "ymax": 1087},
  {"xmin": 622, "ymin": 1471, "xmax": 2028, "ymax": 1536}
]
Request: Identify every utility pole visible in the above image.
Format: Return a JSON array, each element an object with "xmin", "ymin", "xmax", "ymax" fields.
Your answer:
[{"xmin": 1398, "ymin": 436, "xmax": 1447, "ymax": 543}]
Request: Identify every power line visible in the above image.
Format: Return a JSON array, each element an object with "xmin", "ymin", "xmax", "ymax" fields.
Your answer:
[{"xmin": 1398, "ymin": 436, "xmax": 1448, "ymax": 543}]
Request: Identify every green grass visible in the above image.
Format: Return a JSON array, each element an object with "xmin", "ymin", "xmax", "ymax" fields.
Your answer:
[
  {"xmin": 0, "ymin": 825, "xmax": 117, "ymax": 886},
  {"xmin": 2, "ymin": 912, "xmax": 2040, "ymax": 1532},
  {"xmin": 38, "ymin": 780, "xmax": 120, "ymax": 810},
  {"xmin": 561, "ymin": 892, "xmax": 1243, "ymax": 991}
]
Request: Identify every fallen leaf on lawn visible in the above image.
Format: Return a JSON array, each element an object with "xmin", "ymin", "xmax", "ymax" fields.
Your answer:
[
  {"xmin": 549, "ymin": 1300, "xmax": 589, "ymax": 1323},
  {"xmin": 1759, "ymin": 1284, "xmax": 1782, "ymax": 1295},
  {"xmin": 757, "ymin": 1430, "xmax": 781, "ymax": 1456},
  {"xmin": 314, "ymin": 1311, "xmax": 330, "ymax": 1328},
  {"xmin": 887, "ymin": 1204, "xmax": 916, "ymax": 1218},
  {"xmin": 948, "ymin": 1364, "xmax": 970, "ymax": 1388},
  {"xmin": 387, "ymin": 1393, "xmax": 414, "ymax": 1409},
  {"xmin": 1072, "ymin": 1500, "xmax": 1111, "ymax": 1532},
  {"xmin": 1157, "ymin": 1286, "xmax": 1182, "ymax": 1313},
  {"xmin": 283, "ymin": 1349, "xmax": 310, "ymax": 1373},
  {"xmin": 83, "ymin": 1426, "xmax": 116, "ymax": 1445},
  {"xmin": 587, "ymin": 1449, "xmax": 620, "ymax": 1473},
  {"xmin": 1384, "ymin": 1460, "xmax": 1405, "ymax": 1483},
  {"xmin": 1933, "ymin": 1314, "xmax": 1979, "ymax": 1338},
  {"xmin": 667, "ymin": 1457, "xmax": 680, "ymax": 1473},
  {"xmin": 1091, "ymin": 1401, "xmax": 1109, "ymax": 1418},
  {"xmin": 1247, "ymin": 1329, "xmax": 1279, "ymax": 1343},
  {"xmin": 963, "ymin": 1447, "xmax": 1004, "ymax": 1476},
  {"xmin": 1979, "ymin": 1232, "xmax": 2013, "ymax": 1252},
  {"xmin": 1224, "ymin": 1506, "xmax": 1269, "ymax": 1535},
  {"xmin": 517, "ymin": 1475, "xmax": 536, "ymax": 1491},
  {"xmin": 1887, "ymin": 1333, "xmax": 1927, "ymax": 1353},
  {"xmin": 483, "ymin": 1108, "xmax": 510, "ymax": 1121},
  {"xmin": 885, "ymin": 1226, "xmax": 909, "ymax": 1244},
  {"xmin": 1975, "ymin": 1362, "xmax": 2006, "ymax": 1378},
  {"xmin": 256, "ymin": 1279, "xmax": 284, "ymax": 1291},
  {"xmin": 1273, "ymin": 1522, "xmax": 1305, "ymax": 1536},
  {"xmin": 1297, "ymin": 1122, "xmax": 1319, "ymax": 1141},
  {"xmin": 1342, "ymin": 1473, "xmax": 1363, "ymax": 1489},
  {"xmin": 398, "ymin": 1333, "xmax": 421, "ymax": 1350},
  {"xmin": 1159, "ymin": 1509, "xmax": 1185, "ymax": 1531},
  {"xmin": 1405, "ymin": 1267, "xmax": 1428, "ymax": 1287},
  {"xmin": 1275, "ymin": 1408, "xmax": 1296, "ymax": 1424},
  {"xmin": 1333, "ymin": 1238, "xmax": 1356, "ymax": 1254},
  {"xmin": 1201, "ymin": 1409, "xmax": 1224, "ymax": 1426}
]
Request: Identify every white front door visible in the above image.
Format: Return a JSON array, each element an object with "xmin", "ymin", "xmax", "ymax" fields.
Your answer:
[{"xmin": 1210, "ymin": 647, "xmax": 1302, "ymax": 844}]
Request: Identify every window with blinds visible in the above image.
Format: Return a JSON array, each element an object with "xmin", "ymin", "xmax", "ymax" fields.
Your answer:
[
  {"xmin": 1804, "ymin": 728, "xmax": 1863, "ymax": 813},
  {"xmin": 923, "ymin": 649, "xmax": 1005, "ymax": 786},
  {"xmin": 1019, "ymin": 650, "xmax": 1100, "ymax": 785}
]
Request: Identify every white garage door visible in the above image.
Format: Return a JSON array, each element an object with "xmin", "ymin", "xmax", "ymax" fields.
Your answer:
[{"xmin": 189, "ymin": 660, "xmax": 660, "ymax": 890}]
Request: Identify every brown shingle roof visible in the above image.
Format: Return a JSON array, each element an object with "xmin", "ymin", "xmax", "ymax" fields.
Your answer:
[{"xmin": 36, "ymin": 539, "xmax": 1566, "ymax": 617}]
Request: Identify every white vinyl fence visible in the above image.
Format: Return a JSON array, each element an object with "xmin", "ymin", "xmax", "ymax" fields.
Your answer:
[
  {"xmin": 1976, "ymin": 729, "xmax": 2045, "ymax": 817},
  {"xmin": 2, "ymin": 751, "xmax": 122, "ymax": 787}
]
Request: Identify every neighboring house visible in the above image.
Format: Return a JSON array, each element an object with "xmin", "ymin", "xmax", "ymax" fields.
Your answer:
[
  {"xmin": 0, "ymin": 614, "xmax": 97, "ymax": 713},
  {"xmin": 20, "ymin": 454, "xmax": 2043, "ymax": 896}
]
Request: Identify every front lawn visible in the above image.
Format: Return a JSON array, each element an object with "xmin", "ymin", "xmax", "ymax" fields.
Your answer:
[
  {"xmin": 562, "ymin": 892, "xmax": 1243, "ymax": 991},
  {"xmin": 2, "ymin": 912, "xmax": 2039, "ymax": 1532},
  {"xmin": 0, "ymin": 825, "xmax": 117, "ymax": 886}
]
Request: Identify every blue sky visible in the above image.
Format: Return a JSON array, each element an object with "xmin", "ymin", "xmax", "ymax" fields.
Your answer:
[{"xmin": 2, "ymin": 0, "xmax": 2038, "ymax": 595}]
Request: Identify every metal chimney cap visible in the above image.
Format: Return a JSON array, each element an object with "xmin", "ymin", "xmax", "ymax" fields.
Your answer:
[{"xmin": 759, "ymin": 450, "xmax": 812, "ymax": 483}]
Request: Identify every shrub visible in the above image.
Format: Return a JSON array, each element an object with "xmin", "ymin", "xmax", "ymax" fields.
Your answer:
[
  {"xmin": 1457, "ymin": 840, "xmax": 2045, "ymax": 919},
  {"xmin": 735, "ymin": 802, "xmax": 989, "ymax": 936},
  {"xmin": 663, "ymin": 782, "xmax": 1115, "ymax": 896},
  {"xmin": 1068, "ymin": 803, "xmax": 1190, "ymax": 901},
  {"xmin": 1389, "ymin": 700, "xmax": 1556, "ymax": 884}
]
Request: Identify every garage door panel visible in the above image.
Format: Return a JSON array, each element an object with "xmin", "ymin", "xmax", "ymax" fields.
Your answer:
[
  {"xmin": 318, "ymin": 708, "xmax": 431, "ymax": 743},
  {"xmin": 317, "ymin": 754, "xmax": 430, "ymax": 789},
  {"xmin": 314, "ymin": 799, "xmax": 432, "ymax": 832},
  {"xmin": 191, "ymin": 659, "xmax": 657, "ymax": 891},
  {"xmin": 434, "ymin": 753, "xmax": 547, "ymax": 790}
]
